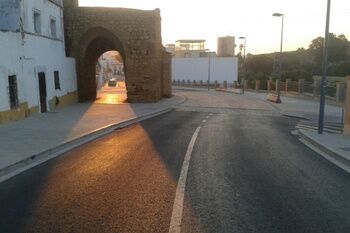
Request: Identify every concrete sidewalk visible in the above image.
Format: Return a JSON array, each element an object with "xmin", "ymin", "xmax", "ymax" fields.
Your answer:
[
  {"xmin": 205, "ymin": 87, "xmax": 344, "ymax": 121},
  {"xmin": 0, "ymin": 94, "xmax": 185, "ymax": 180},
  {"xmin": 298, "ymin": 130, "xmax": 350, "ymax": 173},
  {"xmin": 243, "ymin": 91, "xmax": 344, "ymax": 122}
]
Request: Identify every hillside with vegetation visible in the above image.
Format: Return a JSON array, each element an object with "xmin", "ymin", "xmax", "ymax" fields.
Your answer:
[{"xmin": 237, "ymin": 34, "xmax": 350, "ymax": 89}]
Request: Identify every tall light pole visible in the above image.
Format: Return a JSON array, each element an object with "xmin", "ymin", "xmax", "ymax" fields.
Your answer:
[
  {"xmin": 318, "ymin": 0, "xmax": 331, "ymax": 134},
  {"xmin": 206, "ymin": 49, "xmax": 211, "ymax": 91},
  {"xmin": 272, "ymin": 13, "xmax": 284, "ymax": 104},
  {"xmin": 239, "ymin": 37, "xmax": 246, "ymax": 94}
]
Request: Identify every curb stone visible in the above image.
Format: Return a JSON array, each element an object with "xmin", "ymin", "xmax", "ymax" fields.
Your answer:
[{"xmin": 297, "ymin": 129, "xmax": 350, "ymax": 173}]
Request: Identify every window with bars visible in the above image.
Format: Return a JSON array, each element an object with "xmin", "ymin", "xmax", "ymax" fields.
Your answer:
[
  {"xmin": 8, "ymin": 75, "xmax": 19, "ymax": 109},
  {"xmin": 54, "ymin": 71, "xmax": 61, "ymax": 90}
]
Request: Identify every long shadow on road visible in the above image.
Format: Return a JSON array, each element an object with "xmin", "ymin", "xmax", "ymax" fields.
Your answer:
[{"xmin": 0, "ymin": 111, "xmax": 205, "ymax": 233}]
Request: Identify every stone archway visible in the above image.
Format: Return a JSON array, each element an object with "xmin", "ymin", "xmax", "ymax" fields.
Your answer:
[
  {"xmin": 76, "ymin": 27, "xmax": 126, "ymax": 102},
  {"xmin": 63, "ymin": 0, "xmax": 172, "ymax": 102}
]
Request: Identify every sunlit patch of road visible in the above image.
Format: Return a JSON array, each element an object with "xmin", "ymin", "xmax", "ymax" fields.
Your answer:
[{"xmin": 95, "ymin": 81, "xmax": 128, "ymax": 104}]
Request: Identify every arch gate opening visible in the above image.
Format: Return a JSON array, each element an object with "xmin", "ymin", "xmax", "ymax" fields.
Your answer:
[{"xmin": 96, "ymin": 51, "xmax": 126, "ymax": 104}]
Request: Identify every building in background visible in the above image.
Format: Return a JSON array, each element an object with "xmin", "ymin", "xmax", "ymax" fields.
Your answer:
[
  {"xmin": 217, "ymin": 36, "xmax": 236, "ymax": 57},
  {"xmin": 169, "ymin": 38, "xmax": 238, "ymax": 85},
  {"xmin": 0, "ymin": 0, "xmax": 77, "ymax": 124},
  {"xmin": 175, "ymin": 39, "xmax": 206, "ymax": 50},
  {"xmin": 164, "ymin": 44, "xmax": 176, "ymax": 55},
  {"xmin": 166, "ymin": 39, "xmax": 211, "ymax": 58}
]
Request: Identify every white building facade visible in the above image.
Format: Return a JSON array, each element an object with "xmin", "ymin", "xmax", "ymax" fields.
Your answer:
[
  {"xmin": 172, "ymin": 57, "xmax": 238, "ymax": 86},
  {"xmin": 0, "ymin": 0, "xmax": 77, "ymax": 124}
]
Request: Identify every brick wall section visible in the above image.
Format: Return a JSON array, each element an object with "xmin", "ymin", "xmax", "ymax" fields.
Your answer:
[{"xmin": 63, "ymin": 0, "xmax": 168, "ymax": 102}]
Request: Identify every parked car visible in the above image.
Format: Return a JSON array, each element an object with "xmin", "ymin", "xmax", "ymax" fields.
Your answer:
[{"xmin": 108, "ymin": 78, "xmax": 117, "ymax": 87}]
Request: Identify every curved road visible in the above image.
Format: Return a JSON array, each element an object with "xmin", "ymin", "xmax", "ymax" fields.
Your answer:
[{"xmin": 0, "ymin": 90, "xmax": 349, "ymax": 233}]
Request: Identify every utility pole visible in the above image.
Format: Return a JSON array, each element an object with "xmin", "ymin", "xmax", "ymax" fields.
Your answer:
[{"xmin": 318, "ymin": 0, "xmax": 331, "ymax": 134}]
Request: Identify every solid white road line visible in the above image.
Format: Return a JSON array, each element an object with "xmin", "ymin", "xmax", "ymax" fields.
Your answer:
[{"xmin": 168, "ymin": 126, "xmax": 202, "ymax": 233}]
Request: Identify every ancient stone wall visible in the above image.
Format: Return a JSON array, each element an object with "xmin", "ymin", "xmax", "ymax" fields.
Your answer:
[{"xmin": 63, "ymin": 0, "xmax": 168, "ymax": 102}]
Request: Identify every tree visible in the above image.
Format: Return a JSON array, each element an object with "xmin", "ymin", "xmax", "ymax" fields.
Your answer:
[
  {"xmin": 245, "ymin": 55, "xmax": 274, "ymax": 75},
  {"xmin": 328, "ymin": 61, "xmax": 350, "ymax": 76},
  {"xmin": 239, "ymin": 33, "xmax": 349, "ymax": 90},
  {"xmin": 309, "ymin": 33, "xmax": 349, "ymax": 67},
  {"xmin": 243, "ymin": 55, "xmax": 274, "ymax": 90}
]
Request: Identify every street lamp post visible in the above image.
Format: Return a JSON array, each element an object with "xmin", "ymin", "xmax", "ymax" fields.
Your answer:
[
  {"xmin": 318, "ymin": 0, "xmax": 331, "ymax": 134},
  {"xmin": 239, "ymin": 37, "xmax": 246, "ymax": 94},
  {"xmin": 272, "ymin": 13, "xmax": 284, "ymax": 104},
  {"xmin": 206, "ymin": 49, "xmax": 211, "ymax": 91}
]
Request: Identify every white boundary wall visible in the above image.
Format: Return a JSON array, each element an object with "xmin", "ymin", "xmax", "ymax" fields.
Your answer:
[{"xmin": 172, "ymin": 57, "xmax": 238, "ymax": 84}]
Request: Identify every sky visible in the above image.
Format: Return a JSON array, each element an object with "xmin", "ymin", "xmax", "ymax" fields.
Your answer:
[{"xmin": 79, "ymin": 0, "xmax": 350, "ymax": 55}]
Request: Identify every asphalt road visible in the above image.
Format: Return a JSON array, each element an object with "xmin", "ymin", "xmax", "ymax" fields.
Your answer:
[{"xmin": 1, "ymin": 92, "xmax": 350, "ymax": 233}]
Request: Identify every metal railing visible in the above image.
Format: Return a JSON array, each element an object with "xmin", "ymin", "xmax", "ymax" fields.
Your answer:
[{"xmin": 172, "ymin": 79, "xmax": 347, "ymax": 103}]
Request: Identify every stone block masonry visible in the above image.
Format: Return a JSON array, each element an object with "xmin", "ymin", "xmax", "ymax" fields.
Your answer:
[{"xmin": 63, "ymin": 0, "xmax": 171, "ymax": 102}]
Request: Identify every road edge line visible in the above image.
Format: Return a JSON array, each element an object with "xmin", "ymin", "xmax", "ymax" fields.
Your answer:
[{"xmin": 168, "ymin": 126, "xmax": 201, "ymax": 233}]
